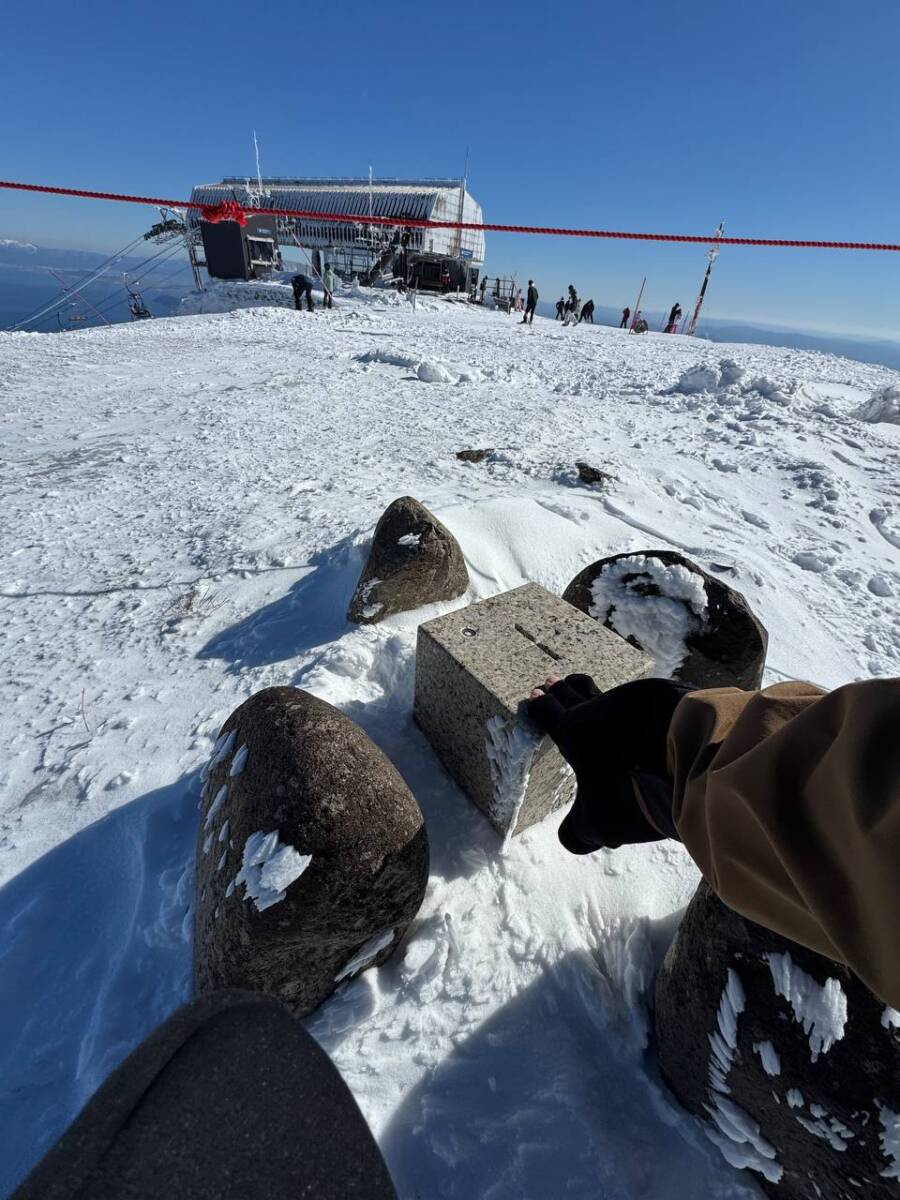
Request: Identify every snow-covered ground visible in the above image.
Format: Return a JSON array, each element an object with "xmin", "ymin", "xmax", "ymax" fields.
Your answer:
[{"xmin": 1, "ymin": 288, "xmax": 898, "ymax": 1198}]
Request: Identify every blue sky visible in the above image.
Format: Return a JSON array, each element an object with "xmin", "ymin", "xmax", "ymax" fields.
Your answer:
[{"xmin": 2, "ymin": 0, "xmax": 899, "ymax": 337}]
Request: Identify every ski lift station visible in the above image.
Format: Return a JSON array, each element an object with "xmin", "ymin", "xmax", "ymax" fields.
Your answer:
[{"xmin": 188, "ymin": 177, "xmax": 486, "ymax": 292}]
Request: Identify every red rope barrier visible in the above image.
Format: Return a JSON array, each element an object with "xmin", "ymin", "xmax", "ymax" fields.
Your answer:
[{"xmin": 1, "ymin": 178, "xmax": 899, "ymax": 252}]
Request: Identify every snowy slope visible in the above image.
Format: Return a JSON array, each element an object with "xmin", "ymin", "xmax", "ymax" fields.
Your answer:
[{"xmin": 1, "ymin": 293, "xmax": 898, "ymax": 1197}]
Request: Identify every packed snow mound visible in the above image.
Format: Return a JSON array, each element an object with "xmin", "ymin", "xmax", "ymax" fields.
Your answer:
[
  {"xmin": 671, "ymin": 363, "xmax": 721, "ymax": 394},
  {"xmin": 669, "ymin": 358, "xmax": 794, "ymax": 406},
  {"xmin": 2, "ymin": 296, "xmax": 900, "ymax": 1198},
  {"xmin": 855, "ymin": 384, "xmax": 900, "ymax": 425}
]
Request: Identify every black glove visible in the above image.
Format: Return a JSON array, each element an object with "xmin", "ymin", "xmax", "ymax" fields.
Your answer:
[{"xmin": 528, "ymin": 675, "xmax": 693, "ymax": 854}]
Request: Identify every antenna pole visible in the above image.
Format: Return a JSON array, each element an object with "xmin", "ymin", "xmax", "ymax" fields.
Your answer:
[
  {"xmin": 253, "ymin": 130, "xmax": 263, "ymax": 194},
  {"xmin": 629, "ymin": 276, "xmax": 646, "ymax": 330},
  {"xmin": 687, "ymin": 221, "xmax": 724, "ymax": 337}
]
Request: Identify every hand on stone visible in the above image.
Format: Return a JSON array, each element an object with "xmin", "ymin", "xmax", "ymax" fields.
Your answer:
[{"xmin": 526, "ymin": 676, "xmax": 693, "ymax": 854}]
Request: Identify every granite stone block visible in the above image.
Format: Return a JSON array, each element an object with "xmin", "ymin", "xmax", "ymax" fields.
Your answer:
[{"xmin": 414, "ymin": 583, "xmax": 654, "ymax": 840}]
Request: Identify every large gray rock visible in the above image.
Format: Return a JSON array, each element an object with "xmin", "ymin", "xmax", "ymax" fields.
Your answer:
[
  {"xmin": 194, "ymin": 687, "xmax": 429, "ymax": 1016},
  {"xmin": 656, "ymin": 880, "xmax": 900, "ymax": 1199},
  {"xmin": 563, "ymin": 549, "xmax": 767, "ymax": 689},
  {"xmin": 348, "ymin": 496, "xmax": 469, "ymax": 625}
]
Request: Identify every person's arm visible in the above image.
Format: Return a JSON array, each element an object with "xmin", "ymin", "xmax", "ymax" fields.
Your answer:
[
  {"xmin": 529, "ymin": 674, "xmax": 900, "ymax": 1007},
  {"xmin": 669, "ymin": 678, "xmax": 900, "ymax": 1008}
]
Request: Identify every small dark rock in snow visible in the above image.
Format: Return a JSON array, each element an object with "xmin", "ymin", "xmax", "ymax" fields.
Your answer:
[
  {"xmin": 656, "ymin": 880, "xmax": 900, "ymax": 1200},
  {"xmin": 348, "ymin": 495, "xmax": 469, "ymax": 624},
  {"xmin": 195, "ymin": 687, "xmax": 429, "ymax": 1016},
  {"xmin": 563, "ymin": 548, "xmax": 767, "ymax": 689},
  {"xmin": 456, "ymin": 448, "xmax": 494, "ymax": 462},
  {"xmin": 575, "ymin": 461, "xmax": 613, "ymax": 487}
]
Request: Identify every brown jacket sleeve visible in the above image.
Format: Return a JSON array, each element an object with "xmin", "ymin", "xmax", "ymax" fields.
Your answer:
[{"xmin": 668, "ymin": 679, "xmax": 900, "ymax": 1009}]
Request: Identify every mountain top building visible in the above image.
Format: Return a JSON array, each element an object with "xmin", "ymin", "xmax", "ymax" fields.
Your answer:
[{"xmin": 188, "ymin": 177, "xmax": 485, "ymax": 292}]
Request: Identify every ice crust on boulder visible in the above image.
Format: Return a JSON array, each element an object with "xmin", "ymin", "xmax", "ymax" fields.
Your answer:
[
  {"xmin": 590, "ymin": 554, "xmax": 708, "ymax": 677},
  {"xmin": 234, "ymin": 830, "xmax": 312, "ymax": 912}
]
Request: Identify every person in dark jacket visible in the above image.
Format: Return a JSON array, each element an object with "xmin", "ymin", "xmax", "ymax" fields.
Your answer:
[
  {"xmin": 555, "ymin": 297, "xmax": 565, "ymax": 320},
  {"xmin": 665, "ymin": 302, "xmax": 682, "ymax": 333},
  {"xmin": 291, "ymin": 274, "xmax": 314, "ymax": 313},
  {"xmin": 528, "ymin": 671, "xmax": 900, "ymax": 1010},
  {"xmin": 579, "ymin": 299, "xmax": 595, "ymax": 323},
  {"xmin": 522, "ymin": 280, "xmax": 538, "ymax": 324},
  {"xmin": 619, "ymin": 306, "xmax": 630, "ymax": 328}
]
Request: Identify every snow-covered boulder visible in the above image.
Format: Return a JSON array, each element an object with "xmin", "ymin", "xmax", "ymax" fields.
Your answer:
[
  {"xmin": 194, "ymin": 687, "xmax": 429, "ymax": 1016},
  {"xmin": 855, "ymin": 384, "xmax": 900, "ymax": 425},
  {"xmin": 656, "ymin": 880, "xmax": 900, "ymax": 1199},
  {"xmin": 562, "ymin": 550, "xmax": 767, "ymax": 689},
  {"xmin": 348, "ymin": 496, "xmax": 469, "ymax": 624}
]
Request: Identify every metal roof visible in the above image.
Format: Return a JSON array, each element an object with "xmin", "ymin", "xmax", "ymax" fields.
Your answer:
[{"xmin": 218, "ymin": 177, "xmax": 465, "ymax": 192}]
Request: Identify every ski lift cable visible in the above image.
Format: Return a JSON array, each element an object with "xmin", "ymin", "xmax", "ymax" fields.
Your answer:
[
  {"xmin": 5, "ymin": 229, "xmax": 150, "ymax": 331},
  {"xmin": 86, "ymin": 240, "xmax": 190, "ymax": 318},
  {"xmin": 20, "ymin": 238, "xmax": 187, "ymax": 330},
  {"xmin": 28, "ymin": 240, "xmax": 190, "ymax": 331},
  {"xmin": 5, "ymin": 231, "xmax": 148, "ymax": 331}
]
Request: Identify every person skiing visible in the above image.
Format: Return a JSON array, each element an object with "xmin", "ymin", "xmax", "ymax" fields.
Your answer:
[
  {"xmin": 323, "ymin": 264, "xmax": 336, "ymax": 310},
  {"xmin": 440, "ymin": 265, "xmax": 451, "ymax": 293},
  {"xmin": 579, "ymin": 299, "xmax": 595, "ymax": 324},
  {"xmin": 555, "ymin": 297, "xmax": 565, "ymax": 320},
  {"xmin": 528, "ymin": 671, "xmax": 900, "ymax": 1009},
  {"xmin": 665, "ymin": 302, "xmax": 682, "ymax": 333},
  {"xmin": 522, "ymin": 279, "xmax": 538, "ymax": 325},
  {"xmin": 479, "ymin": 275, "xmax": 488, "ymax": 304},
  {"xmin": 567, "ymin": 284, "xmax": 578, "ymax": 311},
  {"xmin": 291, "ymin": 273, "xmax": 314, "ymax": 313},
  {"xmin": 619, "ymin": 306, "xmax": 630, "ymax": 329}
]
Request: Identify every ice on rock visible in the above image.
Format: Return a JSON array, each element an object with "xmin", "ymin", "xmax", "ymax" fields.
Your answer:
[
  {"xmin": 204, "ymin": 785, "xmax": 227, "ymax": 829},
  {"xmin": 753, "ymin": 1041, "xmax": 781, "ymax": 1077},
  {"xmin": 484, "ymin": 714, "xmax": 541, "ymax": 850},
  {"xmin": 766, "ymin": 952, "xmax": 847, "ymax": 1060},
  {"xmin": 590, "ymin": 555, "xmax": 708, "ymax": 677},
  {"xmin": 229, "ymin": 745, "xmax": 249, "ymax": 777},
  {"xmin": 359, "ymin": 578, "xmax": 383, "ymax": 620},
  {"xmin": 234, "ymin": 830, "xmax": 312, "ymax": 912},
  {"xmin": 335, "ymin": 928, "xmax": 396, "ymax": 982},
  {"xmin": 207, "ymin": 730, "xmax": 236, "ymax": 774},
  {"xmin": 218, "ymin": 819, "xmax": 229, "ymax": 844},
  {"xmin": 882, "ymin": 1007, "xmax": 900, "ymax": 1030},
  {"xmin": 878, "ymin": 1105, "xmax": 900, "ymax": 1179},
  {"xmin": 796, "ymin": 1109, "xmax": 854, "ymax": 1152},
  {"xmin": 787, "ymin": 1088, "xmax": 805, "ymax": 1109},
  {"xmin": 703, "ymin": 968, "xmax": 783, "ymax": 1184},
  {"xmin": 397, "ymin": 533, "xmax": 421, "ymax": 547}
]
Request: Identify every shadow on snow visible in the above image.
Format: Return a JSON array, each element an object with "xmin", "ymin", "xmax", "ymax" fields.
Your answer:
[{"xmin": 197, "ymin": 538, "xmax": 366, "ymax": 668}]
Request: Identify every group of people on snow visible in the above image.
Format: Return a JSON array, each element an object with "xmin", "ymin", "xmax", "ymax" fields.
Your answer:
[{"xmin": 291, "ymin": 264, "xmax": 337, "ymax": 313}]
